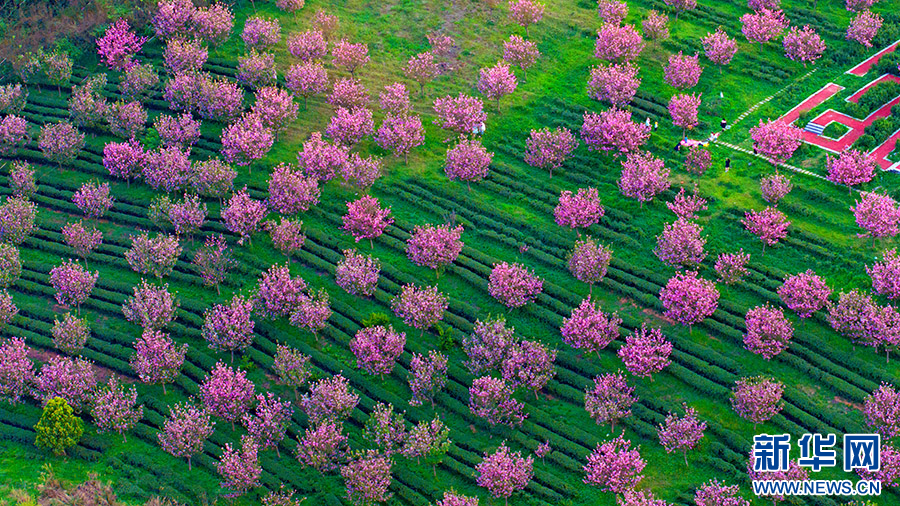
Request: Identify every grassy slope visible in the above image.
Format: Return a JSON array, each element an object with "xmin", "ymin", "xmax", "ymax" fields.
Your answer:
[{"xmin": 2, "ymin": 0, "xmax": 900, "ymax": 505}]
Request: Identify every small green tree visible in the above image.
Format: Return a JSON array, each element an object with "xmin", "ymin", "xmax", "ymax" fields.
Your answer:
[{"xmin": 35, "ymin": 397, "xmax": 83, "ymax": 456}]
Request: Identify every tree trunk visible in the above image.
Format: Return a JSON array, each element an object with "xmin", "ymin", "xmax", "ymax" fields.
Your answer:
[
  {"xmin": 684, "ymin": 449, "xmax": 688, "ymax": 466},
  {"xmin": 162, "ymin": 383, "xmax": 167, "ymax": 395},
  {"xmin": 275, "ymin": 445, "xmax": 281, "ymax": 458},
  {"xmin": 188, "ymin": 456, "xmax": 192, "ymax": 471}
]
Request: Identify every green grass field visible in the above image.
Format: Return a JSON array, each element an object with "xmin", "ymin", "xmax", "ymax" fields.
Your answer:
[{"xmin": 2, "ymin": 0, "xmax": 900, "ymax": 505}]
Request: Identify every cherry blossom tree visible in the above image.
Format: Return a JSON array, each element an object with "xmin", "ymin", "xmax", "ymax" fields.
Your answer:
[
  {"xmin": 378, "ymin": 83, "xmax": 411, "ymax": 116},
  {"xmin": 501, "ymin": 339, "xmax": 556, "ymax": 397},
  {"xmin": 683, "ymin": 145, "xmax": 712, "ymax": 177},
  {"xmin": 406, "ymin": 223, "xmax": 464, "ymax": 275},
  {"xmin": 853, "ymin": 192, "xmax": 900, "ymax": 245},
  {"xmin": 298, "ymin": 131, "xmax": 350, "ymax": 182},
  {"xmin": 341, "ymin": 153, "xmax": 382, "ymax": 192},
  {"xmin": 562, "ymin": 298, "xmax": 621, "ymax": 356},
  {"xmin": 290, "ymin": 288, "xmax": 332, "ymax": 341},
  {"xmin": 0, "ymin": 196, "xmax": 37, "ymax": 245},
  {"xmin": 826, "ymin": 289, "xmax": 881, "ymax": 346},
  {"xmin": 618, "ymin": 151, "xmax": 670, "ymax": 205},
  {"xmin": 731, "ymin": 375, "xmax": 784, "ymax": 427},
  {"xmin": 286, "ymin": 62, "xmax": 329, "ymax": 109},
  {"xmin": 783, "ymin": 25, "xmax": 826, "ymax": 66},
  {"xmin": 363, "ymin": 402, "xmax": 407, "ymax": 456},
  {"xmin": 301, "ymin": 374, "xmax": 359, "ymax": 425},
  {"xmin": 701, "ymin": 28, "xmax": 738, "ymax": 67},
  {"xmin": 846, "ymin": 10, "xmax": 883, "ymax": 48},
  {"xmin": 863, "ymin": 383, "xmax": 900, "ymax": 438},
  {"xmin": 122, "ymin": 280, "xmax": 179, "ymax": 330},
  {"xmin": 192, "ymin": 3, "xmax": 234, "ymax": 46},
  {"xmin": 760, "ymin": 173, "xmax": 792, "ymax": 206},
  {"xmin": 199, "ymin": 361, "xmax": 254, "ymax": 430},
  {"xmin": 741, "ymin": 9, "xmax": 788, "ymax": 45},
  {"xmin": 202, "ymin": 295, "xmax": 255, "ymax": 362},
  {"xmin": 654, "ymin": 218, "xmax": 706, "ymax": 269},
  {"xmin": 91, "ymin": 376, "xmax": 143, "ymax": 442},
  {"xmin": 555, "ymin": 188, "xmax": 604, "ymax": 232},
  {"xmin": 663, "ymin": 52, "xmax": 703, "ymax": 90},
  {"xmin": 868, "ymin": 249, "xmax": 900, "ymax": 300},
  {"xmin": 36, "ymin": 356, "xmax": 97, "ymax": 411},
  {"xmin": 666, "ymin": 186, "xmax": 707, "ymax": 219},
  {"xmin": 130, "ymin": 329, "xmax": 186, "ymax": 394},
  {"xmin": 266, "ymin": 217, "xmax": 306, "ymax": 261},
  {"xmin": 714, "ymin": 250, "xmax": 750, "ymax": 285},
  {"xmin": 742, "ymin": 207, "xmax": 790, "ymax": 253},
  {"xmin": 659, "ymin": 271, "xmax": 719, "ymax": 330},
  {"xmin": 587, "ymin": 63, "xmax": 641, "ymax": 107},
  {"xmin": 252, "ymin": 86, "xmax": 299, "ymax": 134},
  {"xmin": 524, "ymin": 126, "xmax": 578, "ymax": 177},
  {"xmin": 469, "ymin": 376, "xmax": 526, "ymax": 427},
  {"xmin": 857, "ymin": 444, "xmax": 900, "ymax": 488},
  {"xmin": 657, "ymin": 403, "xmax": 706, "ymax": 465},
  {"xmin": 583, "ymin": 435, "xmax": 645, "ymax": 493},
  {"xmin": 267, "ymin": 163, "xmax": 320, "ymax": 215},
  {"xmin": 51, "ymin": 312, "xmax": 90, "ymax": 355},
  {"xmin": 597, "ymin": 0, "xmax": 628, "ymax": 25},
  {"xmin": 296, "ymin": 420, "xmax": 349, "ymax": 472},
  {"xmin": 313, "ymin": 10, "xmax": 339, "ymax": 39},
  {"xmin": 120, "ymin": 63, "xmax": 160, "ymax": 102},
  {"xmin": 432, "ymin": 93, "xmax": 487, "ymax": 137},
  {"xmin": 826, "ymin": 149, "xmax": 877, "ymax": 192},
  {"xmin": 332, "ymin": 39, "xmax": 369, "ymax": 76},
  {"xmin": 242, "ymin": 16, "xmax": 281, "ymax": 51},
  {"xmin": 242, "ymin": 392, "xmax": 293, "ymax": 457},
  {"xmin": 0, "ymin": 290, "xmax": 17, "ymax": 331},
  {"xmin": 568, "ymin": 237, "xmax": 613, "ymax": 294},
  {"xmin": 153, "ymin": 0, "xmax": 194, "ymax": 40},
  {"xmin": 155, "ymin": 113, "xmax": 200, "ymax": 149},
  {"xmin": 255, "ymin": 263, "xmax": 307, "ymax": 319},
  {"xmin": 96, "ymin": 19, "xmax": 147, "ymax": 71},
  {"xmin": 744, "ymin": 304, "xmax": 794, "ymax": 359},
  {"xmin": 0, "ymin": 116, "xmax": 29, "ymax": 156},
  {"xmin": 642, "ymin": 10, "xmax": 669, "ymax": 42},
  {"xmin": 778, "ymin": 270, "xmax": 832, "ymax": 318},
  {"xmin": 694, "ymin": 480, "xmax": 750, "ymax": 506},
  {"xmin": 343, "ymin": 195, "xmax": 394, "ymax": 247},
  {"xmin": 288, "ymin": 30, "xmax": 327, "ymax": 62},
  {"xmin": 272, "ymin": 344, "xmax": 311, "ymax": 400},
  {"xmin": 584, "ymin": 371, "xmax": 636, "ymax": 431},
  {"xmin": 336, "ymin": 249, "xmax": 381, "ymax": 296},
  {"xmin": 222, "ymin": 187, "xmax": 268, "ymax": 245},
  {"xmin": 158, "ymin": 400, "xmax": 214, "ymax": 470},
  {"xmin": 668, "ymin": 93, "xmax": 701, "ymax": 134},
  {"xmin": 221, "ymin": 113, "xmax": 275, "ymax": 168},
  {"xmin": 464, "ymin": 316, "xmax": 519, "ymax": 374},
  {"xmin": 403, "ymin": 52, "xmax": 439, "ymax": 94},
  {"xmin": 618, "ymin": 323, "xmax": 672, "ymax": 380},
  {"xmin": 477, "ymin": 61, "xmax": 518, "ymax": 112},
  {"xmin": 391, "ymin": 284, "xmax": 448, "ymax": 335},
  {"xmin": 489, "ymin": 261, "xmax": 543, "ymax": 308},
  {"xmin": 402, "ymin": 417, "xmax": 451, "ymax": 477},
  {"xmin": 594, "ymin": 24, "xmax": 644, "ymax": 63},
  {"xmin": 409, "ymin": 350, "xmax": 448, "ymax": 407},
  {"xmin": 163, "ymin": 38, "xmax": 207, "ymax": 74},
  {"xmin": 125, "ymin": 232, "xmax": 181, "ymax": 279},
  {"xmin": 508, "ymin": 0, "xmax": 544, "ymax": 36},
  {"xmin": 49, "ymin": 260, "xmax": 98, "ymax": 310},
  {"xmin": 216, "ymin": 436, "xmax": 262, "ymax": 498},
  {"xmin": 445, "ymin": 138, "xmax": 493, "ymax": 190},
  {"xmin": 328, "ymin": 78, "xmax": 370, "ymax": 110},
  {"xmin": 581, "ymin": 108, "xmax": 650, "ymax": 156},
  {"xmin": 375, "ymin": 114, "xmax": 425, "ymax": 163},
  {"xmin": 144, "ymin": 146, "xmax": 191, "ymax": 193},
  {"xmin": 0, "ymin": 243, "xmax": 22, "ymax": 288},
  {"xmin": 193, "ymin": 235, "xmax": 235, "ymax": 293},
  {"xmin": 327, "ymin": 107, "xmax": 374, "ymax": 147},
  {"xmin": 103, "ymin": 139, "xmax": 146, "ymax": 185},
  {"xmin": 503, "ymin": 35, "xmax": 540, "ymax": 80},
  {"xmin": 341, "ymin": 450, "xmax": 393, "ymax": 505},
  {"xmin": 0, "ymin": 337, "xmax": 33, "ymax": 404},
  {"xmin": 476, "ymin": 443, "xmax": 533, "ymax": 506},
  {"xmin": 73, "ymin": 181, "xmax": 114, "ymax": 220}
]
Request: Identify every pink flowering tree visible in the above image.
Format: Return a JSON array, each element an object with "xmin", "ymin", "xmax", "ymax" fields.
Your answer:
[
  {"xmin": 296, "ymin": 420, "xmax": 349, "ymax": 472},
  {"xmin": 199, "ymin": 361, "xmax": 255, "ymax": 430},
  {"xmin": 242, "ymin": 16, "xmax": 281, "ymax": 51},
  {"xmin": 868, "ymin": 249, "xmax": 900, "ymax": 300},
  {"xmin": 125, "ymin": 232, "xmax": 182, "ymax": 279},
  {"xmin": 741, "ymin": 9, "xmax": 788, "ymax": 45},
  {"xmin": 406, "ymin": 223, "xmax": 464, "ymax": 276},
  {"xmin": 618, "ymin": 151, "xmax": 670, "ymax": 205},
  {"xmin": 221, "ymin": 113, "xmax": 275, "ymax": 168},
  {"xmin": 714, "ymin": 250, "xmax": 750, "ymax": 285},
  {"xmin": 163, "ymin": 38, "xmax": 207, "ymax": 75},
  {"xmin": 62, "ymin": 221, "xmax": 102, "ymax": 264},
  {"xmin": 288, "ymin": 30, "xmax": 327, "ymax": 62},
  {"xmin": 477, "ymin": 61, "xmax": 518, "ymax": 112},
  {"xmin": 193, "ymin": 235, "xmax": 235, "ymax": 294},
  {"xmin": 742, "ymin": 207, "xmax": 790, "ymax": 253},
  {"xmin": 657, "ymin": 403, "xmax": 706, "ymax": 465},
  {"xmin": 464, "ymin": 316, "xmax": 519, "ymax": 374},
  {"xmin": 328, "ymin": 78, "xmax": 370, "ymax": 110},
  {"xmin": 158, "ymin": 401, "xmax": 215, "ymax": 471},
  {"xmin": 863, "ymin": 383, "xmax": 900, "ymax": 438},
  {"xmin": 289, "ymin": 288, "xmax": 332, "ymax": 341},
  {"xmin": 597, "ymin": 0, "xmax": 628, "ymax": 25},
  {"xmin": 501, "ymin": 339, "xmax": 557, "ymax": 398},
  {"xmin": 826, "ymin": 149, "xmax": 877, "ymax": 192},
  {"xmin": 49, "ymin": 259, "xmax": 98, "ymax": 311},
  {"xmin": 654, "ymin": 218, "xmax": 706, "ymax": 269},
  {"xmin": 272, "ymin": 344, "xmax": 311, "ymax": 400},
  {"xmin": 503, "ymin": 35, "xmax": 540, "ymax": 80},
  {"xmin": 445, "ymin": 138, "xmax": 493, "ymax": 190},
  {"xmin": 744, "ymin": 304, "xmax": 794, "ymax": 359},
  {"xmin": 192, "ymin": 3, "xmax": 233, "ymax": 46},
  {"xmin": 0, "ymin": 337, "xmax": 33, "ymax": 404},
  {"xmin": 341, "ymin": 450, "xmax": 393, "ymax": 505},
  {"xmin": 594, "ymin": 24, "xmax": 644, "ymax": 63},
  {"xmin": 332, "ymin": 39, "xmax": 369, "ymax": 76},
  {"xmin": 73, "ymin": 181, "xmax": 114, "ymax": 220},
  {"xmin": 554, "ymin": 188, "xmax": 604, "ymax": 232},
  {"xmin": 155, "ymin": 113, "xmax": 200, "ymax": 148},
  {"xmin": 0, "ymin": 196, "xmax": 37, "ymax": 245},
  {"xmin": 581, "ymin": 108, "xmax": 650, "ymax": 156},
  {"xmin": 524, "ymin": 126, "xmax": 579, "ymax": 177},
  {"xmin": 122, "ymin": 280, "xmax": 179, "ymax": 330},
  {"xmin": 0, "ymin": 115, "xmax": 30, "ymax": 156},
  {"xmin": 683, "ymin": 145, "xmax": 712, "ymax": 178},
  {"xmin": 403, "ymin": 52, "xmax": 439, "ymax": 94},
  {"xmin": 701, "ymin": 28, "xmax": 738, "ymax": 68},
  {"xmin": 408, "ymin": 350, "xmax": 448, "ymax": 408},
  {"xmin": 301, "ymin": 374, "xmax": 359, "ymax": 425},
  {"xmin": 152, "ymin": 0, "xmax": 194, "ymax": 40},
  {"xmin": 432, "ymin": 93, "xmax": 487, "ymax": 137},
  {"xmin": 760, "ymin": 173, "xmax": 793, "ymax": 206},
  {"xmin": 216, "ymin": 436, "xmax": 262, "ymax": 498},
  {"xmin": 853, "ymin": 192, "xmax": 900, "ymax": 245},
  {"xmin": 222, "ymin": 187, "xmax": 268, "ymax": 245},
  {"xmin": 36, "ymin": 356, "xmax": 97, "ymax": 412},
  {"xmin": 144, "ymin": 146, "xmax": 191, "ymax": 193},
  {"xmin": 91, "ymin": 376, "xmax": 143, "ymax": 442},
  {"xmin": 584, "ymin": 371, "xmax": 636, "ymax": 431},
  {"xmin": 642, "ymin": 10, "xmax": 669, "ymax": 42},
  {"xmin": 666, "ymin": 186, "xmax": 707, "ymax": 220},
  {"xmin": 327, "ymin": 107, "xmax": 374, "ymax": 147},
  {"xmin": 7, "ymin": 162, "xmax": 34, "ymax": 199},
  {"xmin": 378, "ymin": 83, "xmax": 411, "ymax": 116},
  {"xmin": 130, "ymin": 329, "xmax": 187, "ymax": 394},
  {"xmin": 341, "ymin": 153, "xmax": 383, "ymax": 192},
  {"xmin": 96, "ymin": 19, "xmax": 147, "ymax": 71},
  {"xmin": 695, "ymin": 480, "xmax": 750, "ymax": 506},
  {"xmin": 562, "ymin": 298, "xmax": 621, "ymax": 357},
  {"xmin": 342, "ymin": 195, "xmax": 394, "ymax": 247},
  {"xmin": 568, "ymin": 237, "xmax": 613, "ymax": 294},
  {"xmin": 846, "ymin": 11, "xmax": 883, "ymax": 48},
  {"xmin": 391, "ymin": 284, "xmax": 448, "ymax": 335},
  {"xmin": 476, "ymin": 443, "xmax": 534, "ymax": 506},
  {"xmin": 731, "ymin": 376, "xmax": 784, "ymax": 428},
  {"xmin": 401, "ymin": 417, "xmax": 451, "ymax": 477},
  {"xmin": 583, "ymin": 435, "xmax": 646, "ymax": 494},
  {"xmin": 298, "ymin": 132, "xmax": 350, "ymax": 182},
  {"xmin": 778, "ymin": 270, "xmax": 832, "ymax": 318},
  {"xmin": 783, "ymin": 25, "xmax": 826, "ymax": 66},
  {"xmin": 826, "ymin": 289, "xmax": 881, "ymax": 347},
  {"xmin": 255, "ymin": 263, "xmax": 307, "ymax": 319},
  {"xmin": 668, "ymin": 93, "xmax": 701, "ymax": 135},
  {"xmin": 617, "ymin": 323, "xmax": 673, "ymax": 380},
  {"xmin": 286, "ymin": 62, "xmax": 329, "ymax": 109},
  {"xmin": 242, "ymin": 392, "xmax": 293, "ymax": 457},
  {"xmin": 265, "ymin": 217, "xmax": 306, "ymax": 261},
  {"xmin": 363, "ymin": 402, "xmax": 407, "ymax": 456},
  {"xmin": 375, "ymin": 114, "xmax": 425, "ymax": 164},
  {"xmin": 267, "ymin": 164, "xmax": 320, "ymax": 215},
  {"xmin": 663, "ymin": 52, "xmax": 703, "ymax": 90},
  {"xmin": 659, "ymin": 271, "xmax": 719, "ymax": 330},
  {"xmin": 51, "ymin": 312, "xmax": 89, "ymax": 355},
  {"xmin": 202, "ymin": 295, "xmax": 255, "ymax": 362},
  {"xmin": 251, "ymin": 87, "xmax": 299, "ymax": 134},
  {"xmin": 488, "ymin": 261, "xmax": 543, "ymax": 308},
  {"xmin": 508, "ymin": 0, "xmax": 544, "ymax": 36},
  {"xmin": 586, "ymin": 63, "xmax": 641, "ymax": 107},
  {"xmin": 336, "ymin": 249, "xmax": 381, "ymax": 296},
  {"xmin": 469, "ymin": 376, "xmax": 526, "ymax": 427}
]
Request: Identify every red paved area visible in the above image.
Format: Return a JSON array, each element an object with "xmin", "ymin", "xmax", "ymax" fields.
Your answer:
[
  {"xmin": 847, "ymin": 40, "xmax": 900, "ymax": 76},
  {"xmin": 777, "ymin": 83, "xmax": 844, "ymax": 124},
  {"xmin": 847, "ymin": 74, "xmax": 900, "ymax": 103}
]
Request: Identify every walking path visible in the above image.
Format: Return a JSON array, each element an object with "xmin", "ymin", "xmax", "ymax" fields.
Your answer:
[
  {"xmin": 713, "ymin": 140, "xmax": 826, "ymax": 181},
  {"xmin": 725, "ymin": 68, "xmax": 818, "ymax": 131}
]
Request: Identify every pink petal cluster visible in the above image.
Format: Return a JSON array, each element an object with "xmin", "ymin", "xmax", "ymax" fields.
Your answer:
[
  {"xmin": 617, "ymin": 323, "xmax": 672, "ymax": 379},
  {"xmin": 554, "ymin": 187, "xmax": 604, "ymax": 230},
  {"xmin": 581, "ymin": 108, "xmax": 650, "ymax": 155},
  {"xmin": 488, "ymin": 261, "xmax": 543, "ymax": 308},
  {"xmin": 659, "ymin": 271, "xmax": 719, "ymax": 327},
  {"xmin": 350, "ymin": 324, "xmax": 407, "ymax": 377},
  {"xmin": 587, "ymin": 63, "xmax": 641, "ymax": 107},
  {"xmin": 524, "ymin": 126, "xmax": 578, "ymax": 177},
  {"xmin": 744, "ymin": 304, "xmax": 794, "ymax": 359}
]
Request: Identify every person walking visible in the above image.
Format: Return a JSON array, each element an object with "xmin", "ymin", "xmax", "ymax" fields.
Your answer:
[
  {"xmin": 724, "ymin": 157, "xmax": 731, "ymax": 173},
  {"xmin": 720, "ymin": 118, "xmax": 727, "ymax": 130}
]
